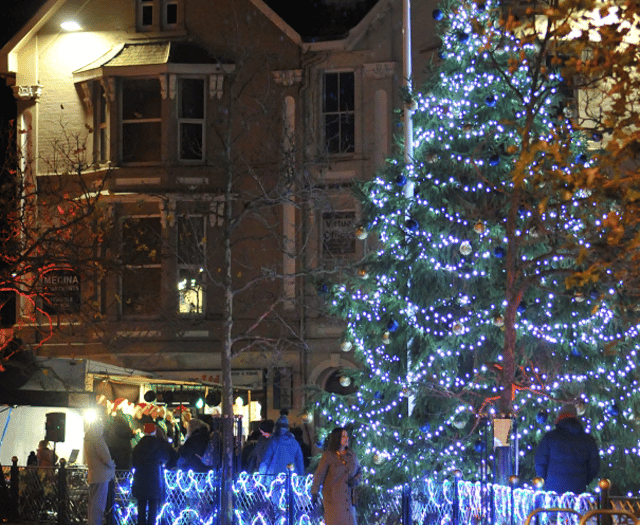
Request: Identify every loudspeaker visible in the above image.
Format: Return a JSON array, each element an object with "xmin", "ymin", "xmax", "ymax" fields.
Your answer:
[{"xmin": 45, "ymin": 412, "xmax": 66, "ymax": 443}]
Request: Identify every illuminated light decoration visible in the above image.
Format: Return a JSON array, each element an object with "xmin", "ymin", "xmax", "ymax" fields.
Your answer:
[{"xmin": 313, "ymin": 0, "xmax": 640, "ymax": 493}]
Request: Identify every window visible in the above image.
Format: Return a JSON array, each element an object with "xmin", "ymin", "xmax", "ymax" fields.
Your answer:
[
  {"xmin": 94, "ymin": 82, "xmax": 108, "ymax": 164},
  {"xmin": 137, "ymin": 0, "xmax": 181, "ymax": 31},
  {"xmin": 139, "ymin": 0, "xmax": 154, "ymax": 29},
  {"xmin": 177, "ymin": 215, "xmax": 205, "ymax": 315},
  {"xmin": 178, "ymin": 78, "xmax": 205, "ymax": 161},
  {"xmin": 121, "ymin": 78, "xmax": 162, "ymax": 163},
  {"xmin": 164, "ymin": 0, "xmax": 178, "ymax": 26},
  {"xmin": 121, "ymin": 217, "xmax": 162, "ymax": 316},
  {"xmin": 323, "ymin": 72, "xmax": 355, "ymax": 154}
]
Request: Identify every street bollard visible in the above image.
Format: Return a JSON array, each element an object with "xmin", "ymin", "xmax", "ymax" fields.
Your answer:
[{"xmin": 10, "ymin": 456, "xmax": 19, "ymax": 521}]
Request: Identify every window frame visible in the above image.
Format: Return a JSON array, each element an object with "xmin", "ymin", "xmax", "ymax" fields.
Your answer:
[
  {"xmin": 176, "ymin": 214, "xmax": 206, "ymax": 316},
  {"xmin": 177, "ymin": 76, "xmax": 206, "ymax": 163},
  {"xmin": 322, "ymin": 70, "xmax": 356, "ymax": 156},
  {"xmin": 120, "ymin": 77, "xmax": 163, "ymax": 165},
  {"xmin": 119, "ymin": 215, "xmax": 163, "ymax": 318},
  {"xmin": 94, "ymin": 81, "xmax": 109, "ymax": 164},
  {"xmin": 136, "ymin": 0, "xmax": 183, "ymax": 32}
]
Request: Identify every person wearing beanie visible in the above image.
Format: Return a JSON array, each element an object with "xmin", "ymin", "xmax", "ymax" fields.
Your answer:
[
  {"xmin": 534, "ymin": 404, "xmax": 600, "ymax": 494},
  {"xmin": 132, "ymin": 423, "xmax": 171, "ymax": 525},
  {"xmin": 258, "ymin": 413, "xmax": 304, "ymax": 476}
]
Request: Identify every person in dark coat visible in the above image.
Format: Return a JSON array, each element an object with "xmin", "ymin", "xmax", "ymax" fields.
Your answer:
[
  {"xmin": 534, "ymin": 404, "xmax": 600, "ymax": 494},
  {"xmin": 176, "ymin": 419, "xmax": 210, "ymax": 472},
  {"xmin": 105, "ymin": 414, "xmax": 134, "ymax": 470},
  {"xmin": 258, "ymin": 414, "xmax": 304, "ymax": 476},
  {"xmin": 246, "ymin": 419, "xmax": 274, "ymax": 472},
  {"xmin": 132, "ymin": 423, "xmax": 170, "ymax": 525}
]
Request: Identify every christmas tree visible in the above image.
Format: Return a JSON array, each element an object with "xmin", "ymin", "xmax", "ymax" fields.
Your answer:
[{"xmin": 315, "ymin": 0, "xmax": 640, "ymax": 492}]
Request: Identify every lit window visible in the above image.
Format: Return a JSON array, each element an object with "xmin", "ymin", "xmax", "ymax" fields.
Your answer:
[
  {"xmin": 178, "ymin": 78, "xmax": 205, "ymax": 161},
  {"xmin": 121, "ymin": 78, "xmax": 162, "ymax": 163},
  {"xmin": 323, "ymin": 72, "xmax": 355, "ymax": 154},
  {"xmin": 121, "ymin": 217, "xmax": 162, "ymax": 316},
  {"xmin": 177, "ymin": 215, "xmax": 205, "ymax": 315}
]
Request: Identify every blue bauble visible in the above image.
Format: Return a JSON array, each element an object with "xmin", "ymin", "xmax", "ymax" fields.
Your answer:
[
  {"xmin": 485, "ymin": 95, "xmax": 497, "ymax": 107},
  {"xmin": 571, "ymin": 348, "xmax": 581, "ymax": 357},
  {"xmin": 576, "ymin": 153, "xmax": 588, "ymax": 164},
  {"xmin": 494, "ymin": 246, "xmax": 506, "ymax": 258},
  {"xmin": 536, "ymin": 411, "xmax": 547, "ymax": 424},
  {"xmin": 406, "ymin": 218, "xmax": 419, "ymax": 232},
  {"xmin": 474, "ymin": 440, "xmax": 487, "ymax": 453},
  {"xmin": 458, "ymin": 32, "xmax": 469, "ymax": 43},
  {"xmin": 592, "ymin": 131, "xmax": 603, "ymax": 142},
  {"xmin": 396, "ymin": 174, "xmax": 407, "ymax": 187},
  {"xmin": 609, "ymin": 404, "xmax": 620, "ymax": 416},
  {"xmin": 374, "ymin": 391, "xmax": 384, "ymax": 400},
  {"xmin": 476, "ymin": 2, "xmax": 486, "ymax": 12},
  {"xmin": 387, "ymin": 319, "xmax": 400, "ymax": 332},
  {"xmin": 590, "ymin": 289, "xmax": 599, "ymax": 300},
  {"xmin": 317, "ymin": 283, "xmax": 329, "ymax": 295},
  {"xmin": 420, "ymin": 423, "xmax": 431, "ymax": 433},
  {"xmin": 433, "ymin": 9, "xmax": 444, "ymax": 20},
  {"xmin": 517, "ymin": 301, "xmax": 527, "ymax": 314},
  {"xmin": 489, "ymin": 154, "xmax": 500, "ymax": 166}
]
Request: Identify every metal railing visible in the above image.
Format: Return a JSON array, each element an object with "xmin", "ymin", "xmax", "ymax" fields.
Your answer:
[{"xmin": 2, "ymin": 457, "xmax": 635, "ymax": 525}]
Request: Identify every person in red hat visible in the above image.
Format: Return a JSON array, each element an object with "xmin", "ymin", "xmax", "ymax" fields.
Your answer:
[
  {"xmin": 534, "ymin": 404, "xmax": 600, "ymax": 494},
  {"xmin": 132, "ymin": 423, "xmax": 171, "ymax": 525}
]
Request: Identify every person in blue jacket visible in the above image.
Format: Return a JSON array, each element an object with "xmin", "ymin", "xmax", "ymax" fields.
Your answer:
[
  {"xmin": 259, "ymin": 413, "xmax": 304, "ymax": 476},
  {"xmin": 534, "ymin": 404, "xmax": 600, "ymax": 494}
]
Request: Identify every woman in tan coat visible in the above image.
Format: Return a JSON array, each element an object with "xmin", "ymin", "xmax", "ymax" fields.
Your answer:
[{"xmin": 311, "ymin": 427, "xmax": 361, "ymax": 525}]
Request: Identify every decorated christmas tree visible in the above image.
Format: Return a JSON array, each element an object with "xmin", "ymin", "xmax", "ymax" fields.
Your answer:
[{"xmin": 315, "ymin": 0, "xmax": 640, "ymax": 492}]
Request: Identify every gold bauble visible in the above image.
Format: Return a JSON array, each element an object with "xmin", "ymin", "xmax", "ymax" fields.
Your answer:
[
  {"xmin": 574, "ymin": 293, "xmax": 585, "ymax": 303},
  {"xmin": 355, "ymin": 227, "xmax": 369, "ymax": 240},
  {"xmin": 474, "ymin": 222, "xmax": 486, "ymax": 234},
  {"xmin": 532, "ymin": 477, "xmax": 545, "ymax": 489},
  {"xmin": 453, "ymin": 323, "xmax": 464, "ymax": 335},
  {"xmin": 357, "ymin": 268, "xmax": 369, "ymax": 279},
  {"xmin": 382, "ymin": 331, "xmax": 391, "ymax": 345},
  {"xmin": 493, "ymin": 315, "xmax": 504, "ymax": 327}
]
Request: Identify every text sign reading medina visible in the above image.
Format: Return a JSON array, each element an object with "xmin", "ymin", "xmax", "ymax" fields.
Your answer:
[{"xmin": 41, "ymin": 269, "xmax": 81, "ymax": 314}]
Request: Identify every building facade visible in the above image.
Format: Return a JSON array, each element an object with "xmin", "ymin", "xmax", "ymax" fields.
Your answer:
[{"xmin": 0, "ymin": 0, "xmax": 439, "ymax": 430}]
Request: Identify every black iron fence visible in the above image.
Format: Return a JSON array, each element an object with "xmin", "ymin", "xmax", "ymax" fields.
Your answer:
[{"xmin": 1, "ymin": 457, "xmax": 636, "ymax": 525}]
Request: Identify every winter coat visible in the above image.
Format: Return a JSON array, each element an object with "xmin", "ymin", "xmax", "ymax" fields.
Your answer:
[
  {"xmin": 311, "ymin": 449, "xmax": 361, "ymax": 525},
  {"xmin": 84, "ymin": 426, "xmax": 116, "ymax": 485},
  {"xmin": 534, "ymin": 416, "xmax": 600, "ymax": 494},
  {"xmin": 176, "ymin": 427, "xmax": 210, "ymax": 472},
  {"xmin": 258, "ymin": 432, "xmax": 304, "ymax": 476},
  {"xmin": 132, "ymin": 436, "xmax": 171, "ymax": 501},
  {"xmin": 105, "ymin": 415, "xmax": 134, "ymax": 470}
]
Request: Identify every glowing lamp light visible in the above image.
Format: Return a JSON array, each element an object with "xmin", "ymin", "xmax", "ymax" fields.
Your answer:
[
  {"xmin": 84, "ymin": 408, "xmax": 98, "ymax": 423},
  {"xmin": 61, "ymin": 20, "xmax": 82, "ymax": 31}
]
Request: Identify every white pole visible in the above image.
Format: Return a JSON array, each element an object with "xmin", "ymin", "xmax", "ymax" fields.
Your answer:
[{"xmin": 403, "ymin": 0, "xmax": 414, "ymax": 199}]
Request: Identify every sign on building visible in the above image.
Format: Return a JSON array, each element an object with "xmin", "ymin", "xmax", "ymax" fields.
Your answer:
[
  {"xmin": 41, "ymin": 269, "xmax": 81, "ymax": 314},
  {"xmin": 322, "ymin": 210, "xmax": 356, "ymax": 257}
]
